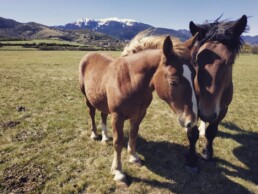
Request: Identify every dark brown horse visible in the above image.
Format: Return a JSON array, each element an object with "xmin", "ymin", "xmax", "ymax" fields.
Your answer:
[
  {"xmin": 79, "ymin": 34, "xmax": 198, "ymax": 182},
  {"xmin": 188, "ymin": 15, "xmax": 248, "ymax": 167}
]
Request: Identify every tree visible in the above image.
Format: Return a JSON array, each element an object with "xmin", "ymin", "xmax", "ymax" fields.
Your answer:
[
  {"xmin": 242, "ymin": 44, "xmax": 251, "ymax": 53},
  {"xmin": 251, "ymin": 45, "xmax": 258, "ymax": 54}
]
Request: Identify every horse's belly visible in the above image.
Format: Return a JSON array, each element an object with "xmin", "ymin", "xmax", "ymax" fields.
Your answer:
[{"xmin": 86, "ymin": 88, "xmax": 109, "ymax": 114}]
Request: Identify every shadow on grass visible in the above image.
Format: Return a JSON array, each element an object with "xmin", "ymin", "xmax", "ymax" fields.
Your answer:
[
  {"xmin": 131, "ymin": 135, "xmax": 252, "ymax": 194},
  {"xmin": 218, "ymin": 122, "xmax": 258, "ymax": 185}
]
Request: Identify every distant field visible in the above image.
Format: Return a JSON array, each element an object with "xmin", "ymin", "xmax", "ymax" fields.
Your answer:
[
  {"xmin": 0, "ymin": 39, "xmax": 84, "ymax": 46},
  {"xmin": 0, "ymin": 40, "xmax": 99, "ymax": 51},
  {"xmin": 0, "ymin": 51, "xmax": 257, "ymax": 193}
]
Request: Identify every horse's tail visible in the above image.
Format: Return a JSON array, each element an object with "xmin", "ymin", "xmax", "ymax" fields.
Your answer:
[{"xmin": 79, "ymin": 54, "xmax": 88, "ymax": 96}]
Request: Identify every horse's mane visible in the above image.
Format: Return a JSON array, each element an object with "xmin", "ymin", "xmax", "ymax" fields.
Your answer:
[
  {"xmin": 121, "ymin": 29, "xmax": 165, "ymax": 56},
  {"xmin": 197, "ymin": 16, "xmax": 248, "ymax": 54},
  {"xmin": 121, "ymin": 29, "xmax": 190, "ymax": 59}
]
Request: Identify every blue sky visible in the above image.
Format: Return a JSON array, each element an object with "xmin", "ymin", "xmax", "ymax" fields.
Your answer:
[{"xmin": 1, "ymin": 0, "xmax": 257, "ymax": 36}]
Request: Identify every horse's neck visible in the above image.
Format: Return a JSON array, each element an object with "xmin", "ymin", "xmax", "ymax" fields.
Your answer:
[
  {"xmin": 143, "ymin": 49, "xmax": 162, "ymax": 70},
  {"xmin": 122, "ymin": 49, "xmax": 162, "ymax": 91},
  {"xmin": 127, "ymin": 49, "xmax": 162, "ymax": 73}
]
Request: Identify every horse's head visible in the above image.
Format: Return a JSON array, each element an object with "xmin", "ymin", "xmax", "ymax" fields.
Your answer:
[
  {"xmin": 189, "ymin": 15, "xmax": 247, "ymax": 122},
  {"xmin": 154, "ymin": 34, "xmax": 198, "ymax": 129}
]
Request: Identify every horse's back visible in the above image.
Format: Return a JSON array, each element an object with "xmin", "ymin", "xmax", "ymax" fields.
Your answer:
[{"xmin": 79, "ymin": 52, "xmax": 114, "ymax": 78}]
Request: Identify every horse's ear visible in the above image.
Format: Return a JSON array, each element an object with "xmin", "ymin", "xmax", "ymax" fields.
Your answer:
[
  {"xmin": 189, "ymin": 21, "xmax": 205, "ymax": 40},
  {"xmin": 163, "ymin": 36, "xmax": 173, "ymax": 58},
  {"xmin": 184, "ymin": 32, "xmax": 199, "ymax": 50},
  {"xmin": 231, "ymin": 15, "xmax": 247, "ymax": 36},
  {"xmin": 189, "ymin": 21, "xmax": 199, "ymax": 36}
]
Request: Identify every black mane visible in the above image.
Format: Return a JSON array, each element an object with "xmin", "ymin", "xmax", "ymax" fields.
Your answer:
[{"xmin": 197, "ymin": 17, "xmax": 247, "ymax": 54}]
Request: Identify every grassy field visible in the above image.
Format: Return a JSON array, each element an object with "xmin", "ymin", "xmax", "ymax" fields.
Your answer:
[{"xmin": 0, "ymin": 51, "xmax": 257, "ymax": 194}]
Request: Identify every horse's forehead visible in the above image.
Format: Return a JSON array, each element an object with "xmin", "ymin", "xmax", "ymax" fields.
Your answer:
[
  {"xmin": 165, "ymin": 65, "xmax": 181, "ymax": 75},
  {"xmin": 198, "ymin": 42, "xmax": 233, "ymax": 64},
  {"xmin": 201, "ymin": 42, "xmax": 226, "ymax": 52}
]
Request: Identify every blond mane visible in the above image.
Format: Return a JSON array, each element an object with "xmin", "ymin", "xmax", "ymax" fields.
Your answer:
[{"xmin": 121, "ymin": 29, "xmax": 191, "ymax": 59}]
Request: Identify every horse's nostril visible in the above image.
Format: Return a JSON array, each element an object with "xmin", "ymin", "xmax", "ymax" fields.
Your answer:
[
  {"xmin": 186, "ymin": 122, "xmax": 193, "ymax": 129},
  {"xmin": 199, "ymin": 110, "xmax": 218, "ymax": 122}
]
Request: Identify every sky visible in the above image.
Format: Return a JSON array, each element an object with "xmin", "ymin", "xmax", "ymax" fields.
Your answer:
[{"xmin": 0, "ymin": 0, "xmax": 257, "ymax": 36}]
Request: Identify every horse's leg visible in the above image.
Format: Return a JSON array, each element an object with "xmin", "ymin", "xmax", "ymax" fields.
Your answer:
[
  {"xmin": 110, "ymin": 113, "xmax": 126, "ymax": 182},
  {"xmin": 101, "ymin": 112, "xmax": 109, "ymax": 143},
  {"xmin": 198, "ymin": 120, "xmax": 207, "ymax": 137},
  {"xmin": 86, "ymin": 99, "xmax": 98, "ymax": 140},
  {"xmin": 202, "ymin": 123, "xmax": 218, "ymax": 161},
  {"xmin": 127, "ymin": 111, "xmax": 146, "ymax": 165},
  {"xmin": 202, "ymin": 108, "xmax": 228, "ymax": 161},
  {"xmin": 185, "ymin": 126, "xmax": 199, "ymax": 171}
]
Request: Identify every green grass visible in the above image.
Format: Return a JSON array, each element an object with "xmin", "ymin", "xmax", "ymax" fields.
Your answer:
[{"xmin": 0, "ymin": 51, "xmax": 257, "ymax": 194}]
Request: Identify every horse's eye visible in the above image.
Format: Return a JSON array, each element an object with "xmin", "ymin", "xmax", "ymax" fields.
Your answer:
[{"xmin": 170, "ymin": 81, "xmax": 178, "ymax": 87}]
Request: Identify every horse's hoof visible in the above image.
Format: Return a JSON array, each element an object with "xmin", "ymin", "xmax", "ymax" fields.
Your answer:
[
  {"xmin": 101, "ymin": 137, "xmax": 109, "ymax": 145},
  {"xmin": 201, "ymin": 149, "xmax": 213, "ymax": 162},
  {"xmin": 90, "ymin": 133, "xmax": 99, "ymax": 140},
  {"xmin": 129, "ymin": 155, "xmax": 142, "ymax": 167},
  {"xmin": 201, "ymin": 154, "xmax": 212, "ymax": 161},
  {"xmin": 113, "ymin": 170, "xmax": 126, "ymax": 182},
  {"xmin": 201, "ymin": 156, "xmax": 215, "ymax": 164},
  {"xmin": 185, "ymin": 166, "xmax": 199, "ymax": 174},
  {"xmin": 130, "ymin": 159, "xmax": 143, "ymax": 167}
]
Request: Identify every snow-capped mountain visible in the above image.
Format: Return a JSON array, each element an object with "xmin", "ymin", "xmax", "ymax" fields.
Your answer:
[
  {"xmin": 1, "ymin": 16, "xmax": 257, "ymax": 46},
  {"xmin": 73, "ymin": 17, "xmax": 138, "ymax": 28},
  {"xmin": 56, "ymin": 17, "xmax": 258, "ymax": 43},
  {"xmin": 56, "ymin": 17, "xmax": 196, "ymax": 41},
  {"xmin": 57, "ymin": 17, "xmax": 152, "ymax": 40}
]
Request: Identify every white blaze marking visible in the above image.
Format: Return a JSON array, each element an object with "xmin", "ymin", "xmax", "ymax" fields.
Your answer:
[{"xmin": 182, "ymin": 64, "xmax": 198, "ymax": 118}]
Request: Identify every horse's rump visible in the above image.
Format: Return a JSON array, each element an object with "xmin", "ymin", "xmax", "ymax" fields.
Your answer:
[{"xmin": 79, "ymin": 52, "xmax": 114, "ymax": 96}]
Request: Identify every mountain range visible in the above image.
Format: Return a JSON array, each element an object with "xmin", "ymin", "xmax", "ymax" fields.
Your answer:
[
  {"xmin": 56, "ymin": 17, "xmax": 195, "ymax": 42},
  {"xmin": 1, "ymin": 16, "xmax": 258, "ymax": 45}
]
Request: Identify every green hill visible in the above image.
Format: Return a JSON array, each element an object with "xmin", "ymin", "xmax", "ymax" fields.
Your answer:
[{"xmin": 0, "ymin": 17, "xmax": 124, "ymax": 50}]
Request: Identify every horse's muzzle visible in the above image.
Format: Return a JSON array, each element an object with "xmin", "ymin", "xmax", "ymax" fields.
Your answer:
[
  {"xmin": 199, "ymin": 110, "xmax": 217, "ymax": 123},
  {"xmin": 179, "ymin": 116, "xmax": 197, "ymax": 129}
]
